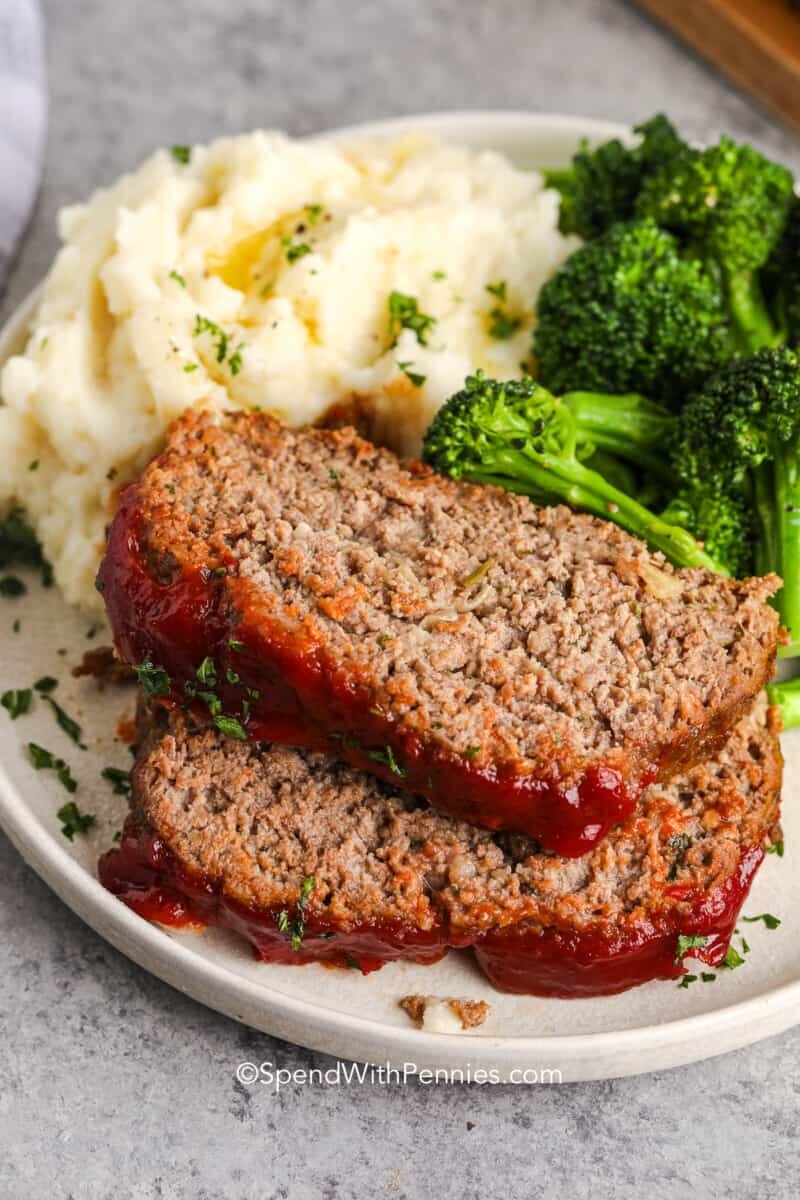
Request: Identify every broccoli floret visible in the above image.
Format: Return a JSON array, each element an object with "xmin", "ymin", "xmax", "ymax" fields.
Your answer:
[
  {"xmin": 636, "ymin": 137, "xmax": 794, "ymax": 351},
  {"xmin": 674, "ymin": 347, "xmax": 800, "ymax": 649},
  {"xmin": 422, "ymin": 372, "xmax": 724, "ymax": 572},
  {"xmin": 544, "ymin": 114, "xmax": 684, "ymax": 239},
  {"xmin": 533, "ymin": 220, "xmax": 733, "ymax": 407},
  {"xmin": 659, "ymin": 489, "xmax": 754, "ymax": 579}
]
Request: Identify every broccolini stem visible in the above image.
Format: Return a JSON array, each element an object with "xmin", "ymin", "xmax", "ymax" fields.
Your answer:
[
  {"xmin": 774, "ymin": 442, "xmax": 800, "ymax": 657},
  {"xmin": 726, "ymin": 271, "xmax": 782, "ymax": 352},
  {"xmin": 461, "ymin": 446, "xmax": 724, "ymax": 572},
  {"xmin": 562, "ymin": 391, "xmax": 677, "ymax": 481},
  {"xmin": 767, "ymin": 676, "xmax": 800, "ymax": 727}
]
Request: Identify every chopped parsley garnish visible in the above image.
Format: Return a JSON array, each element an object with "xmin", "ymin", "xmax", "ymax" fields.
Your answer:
[
  {"xmin": 28, "ymin": 460, "xmax": 39, "ymax": 471},
  {"xmin": 329, "ymin": 467, "xmax": 340, "ymax": 487},
  {"xmin": 674, "ymin": 933, "xmax": 709, "ymax": 965},
  {"xmin": 228, "ymin": 344, "xmax": 245, "ymax": 375},
  {"xmin": 183, "ymin": 362, "xmax": 199, "ymax": 373},
  {"xmin": 387, "ymin": 291, "xmax": 436, "ymax": 347},
  {"xmin": 1, "ymin": 688, "xmax": 32, "ymax": 719},
  {"xmin": 305, "ymin": 203, "xmax": 324, "ymax": 224},
  {"xmin": 134, "ymin": 662, "xmax": 171, "ymax": 698},
  {"xmin": 12, "ymin": 619, "xmax": 20, "ymax": 633},
  {"xmin": 228, "ymin": 639, "xmax": 244, "ymax": 652},
  {"xmin": 487, "ymin": 307, "xmax": 521, "ymax": 340},
  {"xmin": 171, "ymin": 144, "xmax": 191, "ymax": 164},
  {"xmin": 743, "ymin": 913, "xmax": 781, "ymax": 929},
  {"xmin": 214, "ymin": 715, "xmax": 248, "ymax": 740},
  {"xmin": 723, "ymin": 945, "xmax": 746, "ymax": 969},
  {"xmin": 0, "ymin": 576, "xmax": 26, "ymax": 597},
  {"xmin": 277, "ymin": 875, "xmax": 315, "ymax": 951},
  {"xmin": 57, "ymin": 800, "xmax": 96, "ymax": 840},
  {"xmin": 702, "ymin": 972, "xmax": 717, "ymax": 982},
  {"xmin": 112, "ymin": 830, "xmax": 122, "ymax": 844},
  {"xmin": 169, "ymin": 269, "xmax": 186, "ymax": 288},
  {"xmin": 678, "ymin": 974, "xmax": 697, "ymax": 989},
  {"xmin": 485, "ymin": 280, "xmax": 508, "ymax": 301},
  {"xmin": 281, "ymin": 236, "xmax": 312, "ymax": 264},
  {"xmin": 767, "ymin": 841, "xmax": 785, "ymax": 857},
  {"xmin": 225, "ymin": 668, "xmax": 241, "ymax": 685},
  {"xmin": 344, "ymin": 955, "xmax": 362, "ymax": 970},
  {"xmin": 194, "ymin": 314, "xmax": 229, "ymax": 363},
  {"xmin": 196, "ymin": 657, "xmax": 217, "ymax": 686},
  {"xmin": 465, "ymin": 746, "xmax": 481, "ymax": 758},
  {"xmin": 432, "ymin": 270, "xmax": 446, "ymax": 280},
  {"xmin": 86, "ymin": 624, "xmax": 99, "ymax": 640},
  {"xmin": 41, "ymin": 694, "xmax": 86, "ymax": 748},
  {"xmin": 95, "ymin": 577, "xmax": 105, "ymax": 593},
  {"xmin": 367, "ymin": 745, "xmax": 407, "ymax": 777},
  {"xmin": 0, "ymin": 508, "xmax": 53, "ymax": 588},
  {"xmin": 101, "ymin": 766, "xmax": 131, "ymax": 796},
  {"xmin": 397, "ymin": 361, "xmax": 426, "ymax": 387},
  {"xmin": 28, "ymin": 743, "xmax": 78, "ymax": 793},
  {"xmin": 34, "ymin": 676, "xmax": 58, "ymax": 694}
]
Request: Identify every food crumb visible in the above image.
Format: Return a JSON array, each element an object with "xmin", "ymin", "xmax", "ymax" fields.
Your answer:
[{"xmin": 399, "ymin": 994, "xmax": 490, "ymax": 1032}]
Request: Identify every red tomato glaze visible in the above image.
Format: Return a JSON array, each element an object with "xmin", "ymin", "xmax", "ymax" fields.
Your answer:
[
  {"xmin": 98, "ymin": 821, "xmax": 765, "ymax": 998},
  {"xmin": 98, "ymin": 491, "xmax": 643, "ymax": 857}
]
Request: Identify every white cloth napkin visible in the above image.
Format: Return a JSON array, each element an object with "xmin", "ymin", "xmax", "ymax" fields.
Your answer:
[{"xmin": 0, "ymin": 0, "xmax": 46, "ymax": 293}]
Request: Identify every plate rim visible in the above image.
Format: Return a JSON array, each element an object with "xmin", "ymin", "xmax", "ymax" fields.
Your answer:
[{"xmin": 2, "ymin": 107, "xmax": 799, "ymax": 1080}]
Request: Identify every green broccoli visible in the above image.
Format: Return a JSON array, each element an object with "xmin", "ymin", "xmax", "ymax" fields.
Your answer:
[
  {"xmin": 635, "ymin": 136, "xmax": 794, "ymax": 352},
  {"xmin": 763, "ymin": 197, "xmax": 800, "ymax": 346},
  {"xmin": 674, "ymin": 347, "xmax": 800, "ymax": 650},
  {"xmin": 544, "ymin": 114, "xmax": 684, "ymax": 239},
  {"xmin": 422, "ymin": 372, "xmax": 725, "ymax": 572},
  {"xmin": 767, "ymin": 676, "xmax": 800, "ymax": 729},
  {"xmin": 659, "ymin": 488, "xmax": 754, "ymax": 579},
  {"xmin": 533, "ymin": 220, "xmax": 733, "ymax": 407}
]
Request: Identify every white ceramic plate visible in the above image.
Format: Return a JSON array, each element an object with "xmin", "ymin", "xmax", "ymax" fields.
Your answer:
[{"xmin": 2, "ymin": 111, "xmax": 799, "ymax": 1082}]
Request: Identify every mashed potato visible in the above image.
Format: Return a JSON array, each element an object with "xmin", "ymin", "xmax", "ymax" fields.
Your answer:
[{"xmin": 0, "ymin": 131, "xmax": 576, "ymax": 610}]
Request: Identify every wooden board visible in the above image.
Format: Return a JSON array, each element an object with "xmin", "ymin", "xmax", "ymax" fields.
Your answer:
[{"xmin": 635, "ymin": 0, "xmax": 800, "ymax": 131}]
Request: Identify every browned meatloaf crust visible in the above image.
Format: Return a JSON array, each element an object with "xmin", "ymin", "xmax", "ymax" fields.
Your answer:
[
  {"xmin": 98, "ymin": 696, "xmax": 783, "ymax": 998},
  {"xmin": 98, "ymin": 410, "xmax": 781, "ymax": 856}
]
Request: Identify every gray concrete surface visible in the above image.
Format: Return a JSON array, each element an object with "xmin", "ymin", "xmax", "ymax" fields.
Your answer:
[{"xmin": 2, "ymin": 1, "xmax": 800, "ymax": 1196}]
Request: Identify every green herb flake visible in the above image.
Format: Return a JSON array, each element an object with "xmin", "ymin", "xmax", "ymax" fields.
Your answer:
[
  {"xmin": 225, "ymin": 668, "xmax": 241, "ymax": 685},
  {"xmin": 701, "ymin": 972, "xmax": 717, "ymax": 982},
  {"xmin": 387, "ymin": 291, "xmax": 436, "ymax": 347},
  {"xmin": 487, "ymin": 307, "xmax": 521, "ymax": 340},
  {"xmin": 112, "ymin": 830, "xmax": 123, "ymax": 844},
  {"xmin": 1, "ymin": 688, "xmax": 32, "ymax": 719},
  {"xmin": 228, "ymin": 639, "xmax": 244, "ymax": 652},
  {"xmin": 344, "ymin": 955, "xmax": 362, "ymax": 971},
  {"xmin": 57, "ymin": 800, "xmax": 96, "ymax": 840},
  {"xmin": 723, "ymin": 945, "xmax": 746, "ymax": 970},
  {"xmin": 134, "ymin": 662, "xmax": 171, "ymax": 699},
  {"xmin": 367, "ymin": 745, "xmax": 407, "ymax": 777},
  {"xmin": 0, "ymin": 508, "xmax": 53, "ymax": 588},
  {"xmin": 767, "ymin": 841, "xmax": 785, "ymax": 857},
  {"xmin": 101, "ymin": 766, "xmax": 131, "ymax": 796},
  {"xmin": 196, "ymin": 657, "xmax": 217, "ymax": 686},
  {"xmin": 277, "ymin": 875, "xmax": 315, "ymax": 950},
  {"xmin": 678, "ymin": 974, "xmax": 698, "ymax": 989},
  {"xmin": 28, "ymin": 743, "xmax": 78, "ymax": 794},
  {"xmin": 674, "ymin": 933, "xmax": 709, "ymax": 966},
  {"xmin": 485, "ymin": 280, "xmax": 507, "ymax": 301},
  {"xmin": 194, "ymin": 314, "xmax": 228, "ymax": 363},
  {"xmin": 281, "ymin": 236, "xmax": 312, "ymax": 264},
  {"xmin": 0, "ymin": 576, "xmax": 26, "ymax": 597},
  {"xmin": 183, "ymin": 362, "xmax": 199, "ymax": 373},
  {"xmin": 42, "ymin": 695, "xmax": 86, "ymax": 748},
  {"xmin": 214, "ymin": 715, "xmax": 248, "ymax": 740},
  {"xmin": 742, "ymin": 913, "xmax": 781, "ymax": 929},
  {"xmin": 169, "ymin": 269, "xmax": 186, "ymax": 288},
  {"xmin": 34, "ymin": 676, "xmax": 58, "ymax": 694},
  {"xmin": 171, "ymin": 144, "xmax": 191, "ymax": 164},
  {"xmin": 12, "ymin": 619, "xmax": 20, "ymax": 633},
  {"xmin": 228, "ymin": 344, "xmax": 245, "ymax": 375},
  {"xmin": 397, "ymin": 361, "xmax": 426, "ymax": 387},
  {"xmin": 464, "ymin": 745, "xmax": 481, "ymax": 758},
  {"xmin": 432, "ymin": 270, "xmax": 446, "ymax": 280},
  {"xmin": 460, "ymin": 558, "xmax": 493, "ymax": 589},
  {"xmin": 28, "ymin": 459, "xmax": 39, "ymax": 472},
  {"xmin": 305, "ymin": 203, "xmax": 324, "ymax": 224}
]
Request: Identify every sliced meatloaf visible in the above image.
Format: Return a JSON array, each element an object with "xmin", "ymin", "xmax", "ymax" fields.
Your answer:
[
  {"xmin": 98, "ymin": 696, "xmax": 783, "ymax": 998},
  {"xmin": 97, "ymin": 410, "xmax": 781, "ymax": 856}
]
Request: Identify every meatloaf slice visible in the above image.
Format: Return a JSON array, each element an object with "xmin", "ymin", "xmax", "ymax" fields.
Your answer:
[
  {"xmin": 98, "ymin": 695, "xmax": 782, "ymax": 999},
  {"xmin": 98, "ymin": 410, "xmax": 781, "ymax": 856}
]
